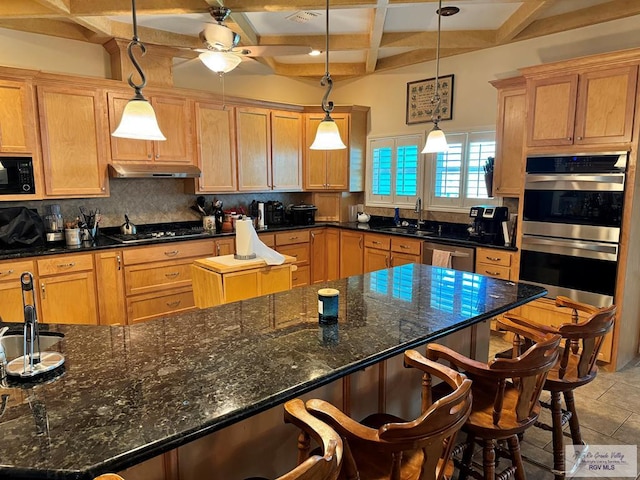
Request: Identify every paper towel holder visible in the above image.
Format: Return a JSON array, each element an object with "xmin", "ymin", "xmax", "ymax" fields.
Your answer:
[{"xmin": 234, "ymin": 253, "xmax": 257, "ymax": 260}]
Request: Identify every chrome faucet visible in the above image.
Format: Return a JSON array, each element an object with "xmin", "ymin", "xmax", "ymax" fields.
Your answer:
[{"xmin": 414, "ymin": 197, "xmax": 423, "ymax": 228}]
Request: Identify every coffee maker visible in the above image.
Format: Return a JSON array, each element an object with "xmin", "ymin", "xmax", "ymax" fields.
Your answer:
[{"xmin": 468, "ymin": 206, "xmax": 509, "ymax": 245}]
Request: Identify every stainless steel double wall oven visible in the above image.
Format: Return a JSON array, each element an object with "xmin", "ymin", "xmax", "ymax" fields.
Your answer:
[{"xmin": 519, "ymin": 152, "xmax": 627, "ymax": 306}]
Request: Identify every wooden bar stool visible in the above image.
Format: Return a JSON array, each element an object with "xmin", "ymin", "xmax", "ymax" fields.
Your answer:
[
  {"xmin": 426, "ymin": 328, "xmax": 561, "ymax": 480},
  {"xmin": 500, "ymin": 296, "xmax": 616, "ymax": 479},
  {"xmin": 306, "ymin": 349, "xmax": 473, "ymax": 480},
  {"xmin": 94, "ymin": 398, "xmax": 343, "ymax": 480}
]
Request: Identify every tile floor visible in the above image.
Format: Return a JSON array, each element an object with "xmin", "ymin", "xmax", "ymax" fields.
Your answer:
[{"xmin": 489, "ymin": 333, "xmax": 640, "ymax": 480}]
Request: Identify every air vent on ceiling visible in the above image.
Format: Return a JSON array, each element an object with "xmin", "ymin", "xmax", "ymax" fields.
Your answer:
[{"xmin": 285, "ymin": 11, "xmax": 322, "ymax": 24}]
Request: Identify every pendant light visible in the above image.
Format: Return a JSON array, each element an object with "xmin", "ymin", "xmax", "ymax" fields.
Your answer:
[
  {"xmin": 112, "ymin": 0, "xmax": 166, "ymax": 141},
  {"xmin": 422, "ymin": 0, "xmax": 448, "ymax": 154},
  {"xmin": 310, "ymin": 0, "xmax": 346, "ymax": 150}
]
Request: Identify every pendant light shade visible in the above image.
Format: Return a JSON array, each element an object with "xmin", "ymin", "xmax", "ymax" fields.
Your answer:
[
  {"xmin": 199, "ymin": 51, "xmax": 242, "ymax": 74},
  {"xmin": 111, "ymin": 0, "xmax": 166, "ymax": 142},
  {"xmin": 310, "ymin": 115, "xmax": 347, "ymax": 150},
  {"xmin": 422, "ymin": 0, "xmax": 448, "ymax": 154},
  {"xmin": 310, "ymin": 0, "xmax": 346, "ymax": 151},
  {"xmin": 112, "ymin": 97, "xmax": 166, "ymax": 141}
]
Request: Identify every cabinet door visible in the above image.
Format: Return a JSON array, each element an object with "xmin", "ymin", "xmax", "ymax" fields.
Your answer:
[
  {"xmin": 304, "ymin": 114, "xmax": 328, "ymax": 190},
  {"xmin": 574, "ymin": 66, "xmax": 638, "ymax": 145},
  {"xmin": 494, "ymin": 85, "xmax": 525, "ymax": 197},
  {"xmin": 326, "ymin": 228, "xmax": 340, "ymax": 281},
  {"xmin": 107, "ymin": 91, "xmax": 154, "ymax": 162},
  {"xmin": 39, "ymin": 272, "xmax": 98, "ymax": 325},
  {"xmin": 0, "ymin": 79, "xmax": 32, "ymax": 153},
  {"xmin": 194, "ymin": 102, "xmax": 237, "ymax": 192},
  {"xmin": 153, "ymin": 95, "xmax": 193, "ymax": 163},
  {"xmin": 340, "ymin": 231, "xmax": 363, "ymax": 278},
  {"xmin": 38, "ymin": 85, "xmax": 108, "ymax": 197},
  {"xmin": 325, "ymin": 114, "xmax": 349, "ymax": 190},
  {"xmin": 95, "ymin": 250, "xmax": 127, "ymax": 325},
  {"xmin": 364, "ymin": 247, "xmax": 389, "ymax": 273},
  {"xmin": 0, "ymin": 282, "xmax": 27, "ymax": 322},
  {"xmin": 271, "ymin": 110, "xmax": 302, "ymax": 191},
  {"xmin": 214, "ymin": 238, "xmax": 235, "ymax": 256},
  {"xmin": 526, "ymin": 74, "xmax": 578, "ymax": 147},
  {"xmin": 236, "ymin": 107, "xmax": 271, "ymax": 191},
  {"xmin": 311, "ymin": 229, "xmax": 327, "ymax": 284},
  {"xmin": 390, "ymin": 252, "xmax": 421, "ymax": 268}
]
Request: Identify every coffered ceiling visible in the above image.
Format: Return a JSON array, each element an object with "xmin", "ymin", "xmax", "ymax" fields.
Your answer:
[{"xmin": 1, "ymin": 0, "xmax": 639, "ymax": 78}]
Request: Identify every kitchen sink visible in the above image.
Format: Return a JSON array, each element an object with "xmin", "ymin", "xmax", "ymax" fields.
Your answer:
[
  {"xmin": 1, "ymin": 331, "xmax": 64, "ymax": 361},
  {"xmin": 377, "ymin": 227, "xmax": 437, "ymax": 237}
]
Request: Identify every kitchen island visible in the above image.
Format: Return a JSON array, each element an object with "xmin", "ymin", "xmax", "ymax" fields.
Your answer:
[{"xmin": 0, "ymin": 264, "xmax": 545, "ymax": 480}]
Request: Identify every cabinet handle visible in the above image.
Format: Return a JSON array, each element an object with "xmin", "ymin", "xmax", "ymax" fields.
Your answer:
[
  {"xmin": 486, "ymin": 256, "xmax": 501, "ymax": 261},
  {"xmin": 292, "ymin": 254, "xmax": 298, "ymax": 258},
  {"xmin": 165, "ymin": 272, "xmax": 180, "ymax": 278},
  {"xmin": 372, "ymin": 241, "xmax": 381, "ymax": 245},
  {"xmin": 484, "ymin": 270, "xmax": 501, "ymax": 276},
  {"xmin": 164, "ymin": 250, "xmax": 179, "ymax": 257},
  {"xmin": 155, "ymin": 154, "xmax": 160, "ymax": 159},
  {"xmin": 0, "ymin": 269, "xmax": 14, "ymax": 277},
  {"xmin": 293, "ymin": 276, "xmax": 298, "ymax": 282},
  {"xmin": 56, "ymin": 262, "xmax": 76, "ymax": 268},
  {"xmin": 41, "ymin": 283, "xmax": 46, "ymax": 300},
  {"xmin": 385, "ymin": 256, "xmax": 389, "ymax": 267},
  {"xmin": 359, "ymin": 237, "xmax": 363, "ymax": 249},
  {"xmin": 216, "ymin": 244, "xmax": 221, "ymax": 255},
  {"xmin": 147, "ymin": 154, "xmax": 152, "ymax": 159},
  {"xmin": 117, "ymin": 254, "xmax": 121, "ymax": 271},
  {"xmin": 166, "ymin": 300, "xmax": 181, "ymax": 308},
  {"xmin": 289, "ymin": 236, "xmax": 299, "ymax": 240},
  {"xmin": 567, "ymin": 137, "xmax": 572, "ymax": 141},
  {"xmin": 390, "ymin": 256, "xmax": 394, "ymax": 266},
  {"xmin": 311, "ymin": 232, "xmax": 315, "ymax": 243},
  {"xmin": 399, "ymin": 245, "xmax": 410, "ymax": 249},
  {"xmin": 577, "ymin": 136, "xmax": 583, "ymax": 140}
]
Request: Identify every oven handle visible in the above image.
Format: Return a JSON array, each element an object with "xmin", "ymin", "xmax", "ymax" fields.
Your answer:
[
  {"xmin": 522, "ymin": 235, "xmax": 618, "ymax": 255},
  {"xmin": 525, "ymin": 173, "xmax": 625, "ymax": 191}
]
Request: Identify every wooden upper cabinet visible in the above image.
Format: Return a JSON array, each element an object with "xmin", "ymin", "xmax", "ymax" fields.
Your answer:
[
  {"xmin": 526, "ymin": 65, "xmax": 637, "ymax": 147},
  {"xmin": 491, "ymin": 77, "xmax": 526, "ymax": 197},
  {"xmin": 236, "ymin": 106, "xmax": 271, "ymax": 191},
  {"xmin": 37, "ymin": 84, "xmax": 108, "ymax": 197},
  {"xmin": 304, "ymin": 113, "xmax": 349, "ymax": 190},
  {"xmin": 271, "ymin": 110, "xmax": 302, "ymax": 191},
  {"xmin": 0, "ymin": 79, "xmax": 33, "ymax": 153},
  {"xmin": 193, "ymin": 102, "xmax": 237, "ymax": 193},
  {"xmin": 107, "ymin": 91, "xmax": 194, "ymax": 164}
]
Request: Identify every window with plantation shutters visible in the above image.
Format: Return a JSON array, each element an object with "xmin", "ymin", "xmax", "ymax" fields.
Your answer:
[{"xmin": 367, "ymin": 134, "xmax": 423, "ymax": 207}]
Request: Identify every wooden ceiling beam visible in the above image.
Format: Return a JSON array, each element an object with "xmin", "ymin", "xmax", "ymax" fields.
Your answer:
[
  {"xmin": 515, "ymin": 0, "xmax": 640, "ymax": 41},
  {"xmin": 259, "ymin": 33, "xmax": 369, "ymax": 51},
  {"xmin": 495, "ymin": 0, "xmax": 556, "ymax": 44},
  {"xmin": 0, "ymin": 0, "xmax": 58, "ymax": 18},
  {"xmin": 365, "ymin": 0, "xmax": 388, "ymax": 73},
  {"xmin": 374, "ymin": 47, "xmax": 477, "ymax": 72},
  {"xmin": 32, "ymin": 0, "xmax": 70, "ymax": 15},
  {"xmin": 0, "ymin": 18, "xmax": 88, "ymax": 41},
  {"xmin": 272, "ymin": 61, "xmax": 365, "ymax": 78},
  {"xmin": 67, "ymin": 0, "xmax": 208, "ymax": 16},
  {"xmin": 381, "ymin": 30, "xmax": 495, "ymax": 49}
]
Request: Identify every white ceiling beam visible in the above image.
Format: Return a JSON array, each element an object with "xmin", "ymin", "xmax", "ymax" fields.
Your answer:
[{"xmin": 365, "ymin": 0, "xmax": 388, "ymax": 73}]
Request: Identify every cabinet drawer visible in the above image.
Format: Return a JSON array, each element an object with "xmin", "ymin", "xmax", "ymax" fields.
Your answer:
[
  {"xmin": 277, "ymin": 244, "xmax": 310, "ymax": 265},
  {"xmin": 125, "ymin": 260, "xmax": 194, "ymax": 295},
  {"xmin": 0, "ymin": 260, "xmax": 35, "ymax": 282},
  {"xmin": 476, "ymin": 263, "xmax": 511, "ymax": 280},
  {"xmin": 364, "ymin": 234, "xmax": 391, "ymax": 250},
  {"xmin": 127, "ymin": 287, "xmax": 195, "ymax": 324},
  {"xmin": 291, "ymin": 265, "xmax": 310, "ymax": 287},
  {"xmin": 123, "ymin": 240, "xmax": 213, "ymax": 265},
  {"xmin": 476, "ymin": 248, "xmax": 512, "ymax": 267},
  {"xmin": 37, "ymin": 254, "xmax": 93, "ymax": 276},
  {"xmin": 275, "ymin": 230, "xmax": 310, "ymax": 246},
  {"xmin": 390, "ymin": 237, "xmax": 422, "ymax": 256},
  {"xmin": 258, "ymin": 233, "xmax": 275, "ymax": 248}
]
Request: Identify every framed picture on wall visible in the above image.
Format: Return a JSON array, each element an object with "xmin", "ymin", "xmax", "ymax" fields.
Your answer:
[{"xmin": 406, "ymin": 74, "xmax": 454, "ymax": 125}]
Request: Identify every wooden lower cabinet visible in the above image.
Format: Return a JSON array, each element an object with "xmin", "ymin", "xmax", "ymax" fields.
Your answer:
[
  {"xmin": 364, "ymin": 234, "xmax": 422, "ymax": 273},
  {"xmin": 475, "ymin": 247, "xmax": 516, "ymax": 280},
  {"xmin": 311, "ymin": 228, "xmax": 327, "ymax": 284},
  {"xmin": 95, "ymin": 250, "xmax": 126, "ymax": 326},
  {"xmin": 326, "ymin": 228, "xmax": 340, "ymax": 281},
  {"xmin": 214, "ymin": 238, "xmax": 235, "ymax": 257},
  {"xmin": 390, "ymin": 237, "xmax": 421, "ymax": 267},
  {"xmin": 340, "ymin": 230, "xmax": 363, "ymax": 278},
  {"xmin": 275, "ymin": 230, "xmax": 310, "ymax": 287},
  {"xmin": 127, "ymin": 287, "xmax": 195, "ymax": 324},
  {"xmin": 0, "ymin": 260, "xmax": 35, "ymax": 323}
]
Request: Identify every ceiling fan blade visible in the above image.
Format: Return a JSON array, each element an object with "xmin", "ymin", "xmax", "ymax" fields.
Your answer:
[{"xmin": 236, "ymin": 45, "xmax": 313, "ymax": 57}]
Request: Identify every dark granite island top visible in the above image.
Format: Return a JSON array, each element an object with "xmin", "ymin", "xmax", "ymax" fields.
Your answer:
[{"xmin": 0, "ymin": 264, "xmax": 545, "ymax": 480}]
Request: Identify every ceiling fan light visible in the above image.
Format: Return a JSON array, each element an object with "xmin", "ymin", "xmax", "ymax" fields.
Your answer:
[
  {"xmin": 310, "ymin": 117, "xmax": 347, "ymax": 150},
  {"xmin": 422, "ymin": 124, "xmax": 448, "ymax": 153},
  {"xmin": 199, "ymin": 51, "xmax": 242, "ymax": 74},
  {"xmin": 112, "ymin": 98, "xmax": 166, "ymax": 141}
]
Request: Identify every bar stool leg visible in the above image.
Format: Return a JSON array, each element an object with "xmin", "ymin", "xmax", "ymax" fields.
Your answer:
[
  {"xmin": 550, "ymin": 391, "xmax": 565, "ymax": 480},
  {"xmin": 507, "ymin": 435, "xmax": 526, "ymax": 480},
  {"xmin": 564, "ymin": 390, "xmax": 583, "ymax": 446},
  {"xmin": 483, "ymin": 439, "xmax": 496, "ymax": 480}
]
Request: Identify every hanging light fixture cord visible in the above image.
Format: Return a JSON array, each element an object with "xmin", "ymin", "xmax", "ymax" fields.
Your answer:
[
  {"xmin": 320, "ymin": 0, "xmax": 335, "ymax": 120},
  {"xmin": 126, "ymin": 0, "xmax": 148, "ymax": 100},
  {"xmin": 431, "ymin": 0, "xmax": 443, "ymax": 125}
]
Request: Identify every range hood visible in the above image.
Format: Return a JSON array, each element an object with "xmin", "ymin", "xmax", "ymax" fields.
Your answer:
[{"xmin": 108, "ymin": 164, "xmax": 201, "ymax": 179}]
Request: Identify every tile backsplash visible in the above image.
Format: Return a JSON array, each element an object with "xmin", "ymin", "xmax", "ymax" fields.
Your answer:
[{"xmin": 3, "ymin": 179, "xmax": 307, "ymax": 227}]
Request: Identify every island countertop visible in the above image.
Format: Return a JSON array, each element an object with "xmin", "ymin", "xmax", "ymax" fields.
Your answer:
[{"xmin": 0, "ymin": 264, "xmax": 545, "ymax": 480}]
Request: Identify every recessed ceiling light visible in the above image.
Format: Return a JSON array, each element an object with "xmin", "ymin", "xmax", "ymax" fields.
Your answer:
[
  {"xmin": 309, "ymin": 49, "xmax": 322, "ymax": 56},
  {"xmin": 437, "ymin": 6, "xmax": 460, "ymax": 16}
]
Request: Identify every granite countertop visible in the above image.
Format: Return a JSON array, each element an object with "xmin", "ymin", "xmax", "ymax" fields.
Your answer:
[
  {"xmin": 0, "ymin": 221, "xmax": 515, "ymax": 261},
  {"xmin": 0, "ymin": 264, "xmax": 545, "ymax": 480}
]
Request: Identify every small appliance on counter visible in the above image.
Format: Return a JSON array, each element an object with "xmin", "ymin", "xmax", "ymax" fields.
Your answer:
[
  {"xmin": 265, "ymin": 201, "xmax": 285, "ymax": 226},
  {"xmin": 289, "ymin": 204, "xmax": 318, "ymax": 226},
  {"xmin": 468, "ymin": 206, "xmax": 509, "ymax": 246},
  {"xmin": 43, "ymin": 204, "xmax": 64, "ymax": 243}
]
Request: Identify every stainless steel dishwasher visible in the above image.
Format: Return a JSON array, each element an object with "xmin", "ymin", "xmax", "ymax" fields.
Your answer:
[{"xmin": 422, "ymin": 242, "xmax": 475, "ymax": 272}]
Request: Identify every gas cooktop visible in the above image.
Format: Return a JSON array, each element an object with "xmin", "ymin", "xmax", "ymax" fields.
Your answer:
[{"xmin": 102, "ymin": 222, "xmax": 212, "ymax": 244}]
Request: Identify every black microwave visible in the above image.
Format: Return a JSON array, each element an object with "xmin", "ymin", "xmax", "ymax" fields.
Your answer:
[{"xmin": 0, "ymin": 157, "xmax": 35, "ymax": 195}]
